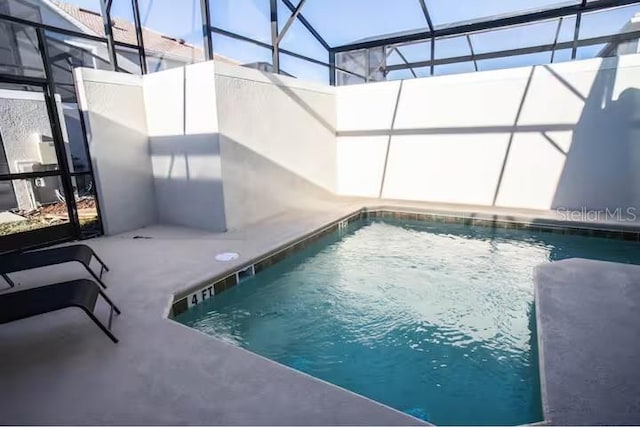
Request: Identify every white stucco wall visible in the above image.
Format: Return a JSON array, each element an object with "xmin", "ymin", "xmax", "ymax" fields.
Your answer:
[
  {"xmin": 214, "ymin": 62, "xmax": 337, "ymax": 230},
  {"xmin": 72, "ymin": 53, "xmax": 640, "ymax": 236},
  {"xmin": 144, "ymin": 61, "xmax": 226, "ymax": 232},
  {"xmin": 143, "ymin": 61, "xmax": 338, "ymax": 232},
  {"xmin": 336, "ymin": 55, "xmax": 640, "ymax": 211},
  {"xmin": 74, "ymin": 60, "xmax": 338, "ymax": 234},
  {"xmin": 75, "ymin": 68, "xmax": 156, "ymax": 235}
]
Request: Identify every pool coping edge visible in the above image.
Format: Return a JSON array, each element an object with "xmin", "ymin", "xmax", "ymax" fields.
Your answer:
[
  {"xmin": 164, "ymin": 204, "xmax": 640, "ymax": 426},
  {"xmin": 169, "ymin": 206, "xmax": 640, "ymax": 318}
]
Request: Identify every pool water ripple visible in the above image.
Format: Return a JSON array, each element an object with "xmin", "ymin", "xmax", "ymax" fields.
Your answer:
[{"xmin": 177, "ymin": 218, "xmax": 640, "ymax": 425}]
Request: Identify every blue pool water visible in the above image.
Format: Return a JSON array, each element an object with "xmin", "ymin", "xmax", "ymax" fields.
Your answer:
[{"xmin": 176, "ymin": 219, "xmax": 640, "ymax": 425}]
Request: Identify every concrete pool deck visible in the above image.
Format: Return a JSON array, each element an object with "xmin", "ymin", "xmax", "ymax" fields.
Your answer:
[
  {"xmin": 535, "ymin": 258, "xmax": 640, "ymax": 425},
  {"xmin": 1, "ymin": 199, "xmax": 640, "ymax": 425},
  {"xmin": 0, "ymin": 203, "xmax": 426, "ymax": 425}
]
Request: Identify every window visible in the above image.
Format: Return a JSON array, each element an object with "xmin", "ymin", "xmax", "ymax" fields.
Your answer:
[
  {"xmin": 110, "ymin": 0, "xmax": 137, "ymax": 44},
  {"xmin": 386, "ymin": 41, "xmax": 432, "ymax": 66},
  {"xmin": 0, "ymin": 0, "xmax": 104, "ymax": 33},
  {"xmin": 579, "ymin": 4, "xmax": 640, "ymax": 40},
  {"xmin": 336, "ymin": 47, "xmax": 385, "ymax": 83},
  {"xmin": 469, "ymin": 20, "xmax": 560, "ymax": 55},
  {"xmin": 280, "ymin": 52, "xmax": 329, "ymax": 84},
  {"xmin": 477, "ymin": 52, "xmax": 551, "ymax": 72},
  {"xmin": 301, "ymin": 0, "xmax": 426, "ymax": 46},
  {"xmin": 435, "ymin": 36, "xmax": 471, "ymax": 60},
  {"xmin": 277, "ymin": 0, "xmax": 326, "ymax": 61},
  {"xmin": 424, "ymin": 0, "xmax": 580, "ymax": 26},
  {"xmin": 0, "ymin": 177, "xmax": 70, "ymax": 237},
  {"xmin": 435, "ymin": 61, "xmax": 476, "ymax": 76},
  {"xmin": 0, "ymin": 21, "xmax": 44, "ymax": 78},
  {"xmin": 0, "ymin": 86, "xmax": 60, "ymax": 175},
  {"xmin": 115, "ymin": 44, "xmax": 143, "ymax": 74},
  {"xmin": 138, "ymin": 0, "xmax": 206, "ymax": 71},
  {"xmin": 210, "ymin": 0, "xmax": 272, "ymax": 45},
  {"xmin": 211, "ymin": 32, "xmax": 271, "ymax": 68},
  {"xmin": 45, "ymin": 31, "xmax": 111, "ymax": 102}
]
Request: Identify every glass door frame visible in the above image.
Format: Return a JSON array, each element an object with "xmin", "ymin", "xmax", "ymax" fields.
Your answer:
[{"xmin": 0, "ymin": 26, "xmax": 103, "ymax": 254}]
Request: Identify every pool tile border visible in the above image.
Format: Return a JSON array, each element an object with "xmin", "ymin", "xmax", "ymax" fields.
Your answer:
[
  {"xmin": 170, "ymin": 209, "xmax": 366, "ymax": 317},
  {"xmin": 365, "ymin": 209, "xmax": 640, "ymax": 241},
  {"xmin": 170, "ymin": 207, "xmax": 640, "ymax": 317}
]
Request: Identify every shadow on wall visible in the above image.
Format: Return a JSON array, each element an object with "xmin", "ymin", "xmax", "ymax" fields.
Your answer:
[
  {"xmin": 552, "ymin": 56, "xmax": 640, "ymax": 212},
  {"xmin": 262, "ymin": 72, "xmax": 336, "ymax": 134},
  {"xmin": 339, "ymin": 56, "xmax": 640, "ymax": 213},
  {"xmin": 149, "ymin": 133, "xmax": 227, "ymax": 232},
  {"xmin": 213, "ymin": 65, "xmax": 337, "ymax": 197},
  {"xmin": 148, "ymin": 132, "xmax": 337, "ymax": 233},
  {"xmin": 145, "ymin": 64, "xmax": 337, "ymax": 233},
  {"xmin": 82, "ymin": 111, "xmax": 157, "ymax": 235},
  {"xmin": 149, "ymin": 132, "xmax": 337, "ymax": 232},
  {"xmin": 493, "ymin": 56, "xmax": 640, "ymax": 212},
  {"xmin": 62, "ymin": 107, "xmax": 91, "ymax": 172},
  {"xmin": 219, "ymin": 135, "xmax": 337, "ymax": 231},
  {"xmin": 88, "ymin": 109, "xmax": 229, "ymax": 235}
]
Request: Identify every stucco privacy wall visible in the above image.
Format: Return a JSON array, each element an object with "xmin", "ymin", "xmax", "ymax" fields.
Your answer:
[
  {"xmin": 143, "ymin": 61, "xmax": 226, "ymax": 232},
  {"xmin": 337, "ymin": 54, "xmax": 640, "ymax": 211},
  {"xmin": 76, "ymin": 54, "xmax": 640, "ymax": 235},
  {"xmin": 75, "ymin": 68, "xmax": 156, "ymax": 235},
  {"xmin": 214, "ymin": 62, "xmax": 337, "ymax": 230},
  {"xmin": 75, "ymin": 61, "xmax": 337, "ymax": 234}
]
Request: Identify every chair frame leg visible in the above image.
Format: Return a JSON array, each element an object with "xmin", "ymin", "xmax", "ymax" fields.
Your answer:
[
  {"xmin": 98, "ymin": 288, "xmax": 121, "ymax": 315},
  {"xmin": 108, "ymin": 305, "xmax": 114, "ymax": 329},
  {"xmin": 81, "ymin": 307, "xmax": 118, "ymax": 343},
  {"xmin": 84, "ymin": 265, "xmax": 108, "ymax": 290},
  {"xmin": 90, "ymin": 250, "xmax": 110, "ymax": 275},
  {"xmin": 2, "ymin": 273, "xmax": 15, "ymax": 288}
]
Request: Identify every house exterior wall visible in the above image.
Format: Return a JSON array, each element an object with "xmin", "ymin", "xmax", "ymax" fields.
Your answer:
[{"xmin": 0, "ymin": 89, "xmax": 73, "ymax": 212}]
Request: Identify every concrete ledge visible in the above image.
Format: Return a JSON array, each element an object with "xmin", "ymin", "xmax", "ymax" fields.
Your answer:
[
  {"xmin": 535, "ymin": 258, "xmax": 640, "ymax": 425},
  {"xmin": 214, "ymin": 60, "xmax": 335, "ymax": 95},
  {"xmin": 76, "ymin": 67, "xmax": 143, "ymax": 86},
  {"xmin": 170, "ymin": 209, "xmax": 365, "ymax": 314},
  {"xmin": 171, "ymin": 203, "xmax": 640, "ymax": 318}
]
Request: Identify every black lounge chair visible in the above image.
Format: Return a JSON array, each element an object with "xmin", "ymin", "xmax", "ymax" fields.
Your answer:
[
  {"xmin": 0, "ymin": 244, "xmax": 109, "ymax": 290},
  {"xmin": 0, "ymin": 279, "xmax": 121, "ymax": 343}
]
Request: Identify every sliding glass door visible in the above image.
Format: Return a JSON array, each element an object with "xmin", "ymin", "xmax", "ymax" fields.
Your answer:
[{"xmin": 0, "ymin": 21, "xmax": 103, "ymax": 253}]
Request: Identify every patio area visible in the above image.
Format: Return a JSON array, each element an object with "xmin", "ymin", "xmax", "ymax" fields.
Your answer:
[
  {"xmin": 0, "ymin": 202, "xmax": 425, "ymax": 425},
  {"xmin": 2, "ymin": 198, "xmax": 640, "ymax": 425},
  {"xmin": 2, "ymin": 0, "xmax": 640, "ymax": 424}
]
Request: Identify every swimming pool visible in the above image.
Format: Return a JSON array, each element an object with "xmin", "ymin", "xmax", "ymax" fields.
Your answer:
[{"xmin": 176, "ymin": 217, "xmax": 640, "ymax": 425}]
